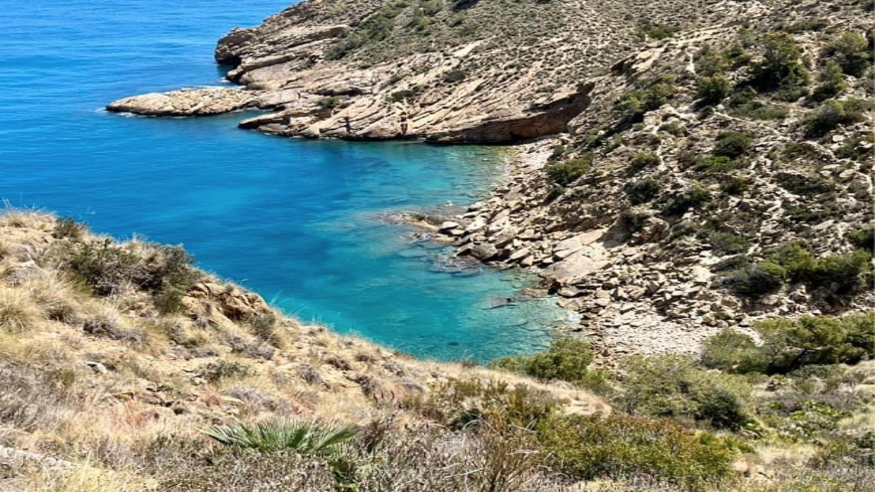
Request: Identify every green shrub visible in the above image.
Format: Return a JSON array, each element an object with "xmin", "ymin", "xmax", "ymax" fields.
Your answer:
[
  {"xmin": 619, "ymin": 355, "xmax": 754, "ymax": 430},
  {"xmin": 776, "ymin": 172, "xmax": 834, "ymax": 195},
  {"xmin": 721, "ymin": 176, "xmax": 751, "ymax": 195},
  {"xmin": 701, "ymin": 328, "xmax": 767, "ymax": 373},
  {"xmin": 617, "ymin": 78, "xmax": 676, "ymax": 119},
  {"xmin": 663, "ymin": 186, "xmax": 711, "ymax": 215},
  {"xmin": 692, "ymin": 155, "xmax": 744, "ymax": 173},
  {"xmin": 630, "ymin": 152, "xmax": 660, "ymax": 170},
  {"xmin": 771, "ymin": 242, "xmax": 818, "ymax": 282},
  {"xmin": 491, "ymin": 338, "xmax": 593, "ymax": 383},
  {"xmin": 713, "ymin": 131, "xmax": 753, "ymax": 158},
  {"xmin": 731, "ymin": 101, "xmax": 789, "ymax": 120},
  {"xmin": 771, "ymin": 242, "xmax": 872, "ymax": 297},
  {"xmin": 639, "ymin": 21, "xmax": 681, "ymax": 40},
  {"xmin": 847, "ymin": 225, "xmax": 874, "ymax": 252},
  {"xmin": 720, "ymin": 261, "xmax": 787, "ymax": 297},
  {"xmin": 625, "ymin": 178, "xmax": 661, "ymax": 205},
  {"xmin": 702, "ymin": 313, "xmax": 875, "ymax": 375},
  {"xmin": 805, "ymin": 98, "xmax": 870, "ymax": 137},
  {"xmin": 697, "ymin": 74, "xmax": 732, "ymax": 105},
  {"xmin": 750, "ymin": 33, "xmax": 811, "ymax": 100},
  {"xmin": 539, "ymin": 413, "xmax": 737, "ymax": 489},
  {"xmin": 807, "ymin": 250, "xmax": 872, "ymax": 298},
  {"xmin": 203, "ymin": 418, "xmax": 357, "ymax": 454},
  {"xmin": 52, "ymin": 217, "xmax": 84, "ymax": 240},
  {"xmin": 708, "ymin": 231, "xmax": 749, "ymax": 255},
  {"xmin": 58, "ymin": 239, "xmax": 201, "ymax": 303},
  {"xmin": 546, "ymin": 156, "xmax": 592, "ymax": 187},
  {"xmin": 812, "ymin": 61, "xmax": 848, "ymax": 102},
  {"xmin": 388, "ymin": 88, "xmax": 419, "ymax": 102},
  {"xmin": 756, "ymin": 313, "xmax": 875, "ymax": 373},
  {"xmin": 824, "ymin": 32, "xmax": 874, "ymax": 77}
]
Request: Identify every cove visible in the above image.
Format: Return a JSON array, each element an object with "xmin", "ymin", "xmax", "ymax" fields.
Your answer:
[{"xmin": 0, "ymin": 0, "xmax": 571, "ymax": 361}]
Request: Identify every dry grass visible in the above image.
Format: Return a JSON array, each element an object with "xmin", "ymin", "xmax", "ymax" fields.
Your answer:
[
  {"xmin": 15, "ymin": 464, "xmax": 155, "ymax": 492},
  {"xmin": 0, "ymin": 285, "xmax": 44, "ymax": 333}
]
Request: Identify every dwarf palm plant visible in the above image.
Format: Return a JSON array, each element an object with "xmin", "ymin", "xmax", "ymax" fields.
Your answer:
[{"xmin": 202, "ymin": 417, "xmax": 357, "ymax": 454}]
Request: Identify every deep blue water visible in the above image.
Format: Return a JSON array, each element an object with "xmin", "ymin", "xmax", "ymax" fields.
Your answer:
[{"xmin": 0, "ymin": 0, "xmax": 570, "ymax": 361}]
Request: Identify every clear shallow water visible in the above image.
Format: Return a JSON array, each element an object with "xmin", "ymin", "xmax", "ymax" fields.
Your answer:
[{"xmin": 0, "ymin": 0, "xmax": 570, "ymax": 361}]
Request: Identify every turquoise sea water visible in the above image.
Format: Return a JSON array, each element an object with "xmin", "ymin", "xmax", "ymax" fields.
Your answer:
[{"xmin": 0, "ymin": 0, "xmax": 570, "ymax": 361}]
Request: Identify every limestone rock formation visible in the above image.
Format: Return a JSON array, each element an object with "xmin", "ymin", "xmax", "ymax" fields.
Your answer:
[{"xmin": 107, "ymin": 0, "xmax": 753, "ymax": 142}]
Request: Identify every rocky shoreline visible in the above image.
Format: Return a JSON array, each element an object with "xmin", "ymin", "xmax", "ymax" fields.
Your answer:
[{"xmin": 405, "ymin": 140, "xmax": 768, "ymax": 363}]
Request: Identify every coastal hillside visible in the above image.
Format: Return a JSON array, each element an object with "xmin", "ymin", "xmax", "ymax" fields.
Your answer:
[
  {"xmin": 0, "ymin": 210, "xmax": 603, "ymax": 490},
  {"xmin": 420, "ymin": 0, "xmax": 875, "ymax": 358},
  {"xmin": 107, "ymin": 0, "xmax": 763, "ymax": 142},
  {"xmin": 1, "ymin": 211, "xmax": 873, "ymax": 491}
]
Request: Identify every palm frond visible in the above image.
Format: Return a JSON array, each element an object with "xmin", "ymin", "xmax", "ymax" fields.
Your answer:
[{"xmin": 201, "ymin": 417, "xmax": 357, "ymax": 454}]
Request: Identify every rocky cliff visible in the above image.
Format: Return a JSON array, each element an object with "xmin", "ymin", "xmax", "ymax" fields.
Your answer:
[{"xmin": 108, "ymin": 0, "xmax": 759, "ymax": 142}]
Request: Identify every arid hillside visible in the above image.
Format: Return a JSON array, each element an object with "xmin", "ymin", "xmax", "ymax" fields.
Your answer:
[
  {"xmin": 422, "ymin": 0, "xmax": 874, "ymax": 358},
  {"xmin": 108, "ymin": 0, "xmax": 767, "ymax": 142}
]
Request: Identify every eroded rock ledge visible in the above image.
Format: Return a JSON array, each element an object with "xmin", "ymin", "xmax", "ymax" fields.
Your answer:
[{"xmin": 105, "ymin": 0, "xmax": 752, "ymax": 142}]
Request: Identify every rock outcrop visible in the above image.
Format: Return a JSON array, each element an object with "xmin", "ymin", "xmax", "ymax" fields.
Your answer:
[{"xmin": 107, "ymin": 0, "xmax": 757, "ymax": 142}]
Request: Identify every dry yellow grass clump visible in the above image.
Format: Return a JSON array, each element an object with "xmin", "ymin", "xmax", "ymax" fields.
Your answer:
[{"xmin": 0, "ymin": 209, "xmax": 605, "ymax": 490}]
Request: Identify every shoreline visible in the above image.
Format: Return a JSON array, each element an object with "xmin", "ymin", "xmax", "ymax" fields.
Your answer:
[{"xmin": 401, "ymin": 137, "xmax": 758, "ymax": 365}]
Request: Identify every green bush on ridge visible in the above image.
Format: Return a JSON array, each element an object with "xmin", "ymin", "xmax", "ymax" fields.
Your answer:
[
  {"xmin": 700, "ymin": 312, "xmax": 875, "ymax": 375},
  {"xmin": 539, "ymin": 413, "xmax": 737, "ymax": 489}
]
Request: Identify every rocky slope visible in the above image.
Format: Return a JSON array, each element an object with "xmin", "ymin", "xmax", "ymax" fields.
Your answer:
[
  {"xmin": 108, "ymin": 0, "xmax": 760, "ymax": 142},
  {"xmin": 416, "ymin": 0, "xmax": 875, "ymax": 359}
]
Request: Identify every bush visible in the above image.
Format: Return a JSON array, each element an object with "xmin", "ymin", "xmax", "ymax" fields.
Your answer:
[
  {"xmin": 546, "ymin": 156, "xmax": 592, "ymax": 187},
  {"xmin": 618, "ymin": 355, "xmax": 753, "ymax": 430},
  {"xmin": 491, "ymin": 338, "xmax": 593, "ymax": 383},
  {"xmin": 58, "ymin": 239, "xmax": 201, "ymax": 305},
  {"xmin": 776, "ymin": 172, "xmax": 833, "ymax": 195},
  {"xmin": 720, "ymin": 261, "xmax": 787, "ymax": 297},
  {"xmin": 807, "ymin": 250, "xmax": 872, "ymax": 298},
  {"xmin": 824, "ymin": 31, "xmax": 874, "ymax": 77},
  {"xmin": 663, "ymin": 186, "xmax": 711, "ymax": 215},
  {"xmin": 707, "ymin": 231, "xmax": 749, "ymax": 255},
  {"xmin": 812, "ymin": 61, "xmax": 848, "ymax": 102},
  {"xmin": 713, "ymin": 131, "xmax": 753, "ymax": 158},
  {"xmin": 630, "ymin": 152, "xmax": 661, "ymax": 170},
  {"xmin": 804, "ymin": 98, "xmax": 870, "ymax": 137},
  {"xmin": 750, "ymin": 33, "xmax": 811, "ymax": 100},
  {"xmin": 203, "ymin": 418, "xmax": 357, "ymax": 454},
  {"xmin": 639, "ymin": 21, "xmax": 680, "ymax": 40},
  {"xmin": 756, "ymin": 313, "xmax": 875, "ymax": 373},
  {"xmin": 847, "ymin": 225, "xmax": 874, "ymax": 252},
  {"xmin": 697, "ymin": 74, "xmax": 732, "ymax": 105},
  {"xmin": 702, "ymin": 313, "xmax": 875, "ymax": 375},
  {"xmin": 625, "ymin": 178, "xmax": 661, "ymax": 205},
  {"xmin": 52, "ymin": 217, "xmax": 84, "ymax": 240},
  {"xmin": 771, "ymin": 242, "xmax": 872, "ymax": 298},
  {"xmin": 539, "ymin": 413, "xmax": 737, "ymax": 489},
  {"xmin": 701, "ymin": 328, "xmax": 767, "ymax": 373}
]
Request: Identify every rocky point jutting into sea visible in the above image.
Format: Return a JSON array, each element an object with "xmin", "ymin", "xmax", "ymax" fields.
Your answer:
[{"xmin": 108, "ymin": 0, "xmax": 874, "ymax": 360}]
